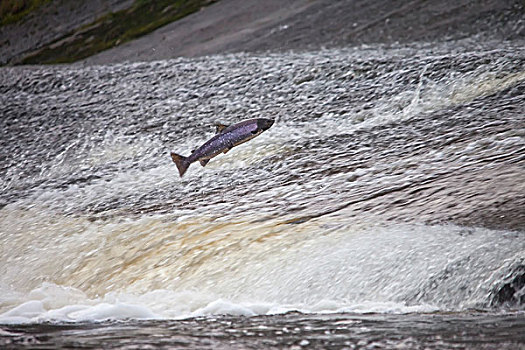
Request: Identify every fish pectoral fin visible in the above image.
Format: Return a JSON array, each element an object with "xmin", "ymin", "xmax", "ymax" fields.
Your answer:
[
  {"xmin": 199, "ymin": 158, "xmax": 210, "ymax": 167},
  {"xmin": 215, "ymin": 123, "xmax": 229, "ymax": 134},
  {"xmin": 223, "ymin": 148, "xmax": 230, "ymax": 154}
]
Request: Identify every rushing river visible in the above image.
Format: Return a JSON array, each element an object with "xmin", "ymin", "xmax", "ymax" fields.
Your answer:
[{"xmin": 0, "ymin": 40, "xmax": 524, "ymax": 348}]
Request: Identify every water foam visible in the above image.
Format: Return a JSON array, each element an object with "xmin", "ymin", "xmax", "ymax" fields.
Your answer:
[{"xmin": 0, "ymin": 282, "xmax": 438, "ymax": 324}]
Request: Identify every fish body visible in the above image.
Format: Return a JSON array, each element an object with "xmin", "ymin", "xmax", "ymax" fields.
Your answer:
[{"xmin": 171, "ymin": 118, "xmax": 274, "ymax": 177}]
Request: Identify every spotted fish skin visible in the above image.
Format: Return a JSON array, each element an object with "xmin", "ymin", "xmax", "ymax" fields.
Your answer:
[{"xmin": 171, "ymin": 118, "xmax": 274, "ymax": 177}]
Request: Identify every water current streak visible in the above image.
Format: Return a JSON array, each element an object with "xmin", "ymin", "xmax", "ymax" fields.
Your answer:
[{"xmin": 2, "ymin": 45, "xmax": 524, "ymax": 230}]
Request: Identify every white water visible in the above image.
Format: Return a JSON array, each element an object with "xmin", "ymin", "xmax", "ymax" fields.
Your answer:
[
  {"xmin": 1, "ymin": 45, "xmax": 524, "ymax": 324},
  {"xmin": 0, "ymin": 205, "xmax": 523, "ymax": 323}
]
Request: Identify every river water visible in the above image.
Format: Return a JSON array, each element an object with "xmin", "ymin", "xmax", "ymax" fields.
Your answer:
[{"xmin": 0, "ymin": 40, "xmax": 524, "ymax": 348}]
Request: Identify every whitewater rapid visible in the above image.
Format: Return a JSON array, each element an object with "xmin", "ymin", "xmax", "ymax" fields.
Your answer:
[{"xmin": 1, "ymin": 42, "xmax": 524, "ymax": 324}]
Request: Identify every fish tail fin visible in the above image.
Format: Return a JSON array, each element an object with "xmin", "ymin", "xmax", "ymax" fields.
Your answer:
[{"xmin": 170, "ymin": 152, "xmax": 190, "ymax": 177}]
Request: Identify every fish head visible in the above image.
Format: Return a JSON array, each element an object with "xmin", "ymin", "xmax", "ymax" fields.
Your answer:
[{"xmin": 256, "ymin": 118, "xmax": 275, "ymax": 132}]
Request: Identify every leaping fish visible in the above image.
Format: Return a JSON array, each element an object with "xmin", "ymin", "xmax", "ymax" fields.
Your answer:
[{"xmin": 171, "ymin": 118, "xmax": 274, "ymax": 177}]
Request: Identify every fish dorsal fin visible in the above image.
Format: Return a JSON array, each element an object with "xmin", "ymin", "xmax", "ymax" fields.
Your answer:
[
  {"xmin": 199, "ymin": 158, "xmax": 210, "ymax": 167},
  {"xmin": 215, "ymin": 123, "xmax": 229, "ymax": 134}
]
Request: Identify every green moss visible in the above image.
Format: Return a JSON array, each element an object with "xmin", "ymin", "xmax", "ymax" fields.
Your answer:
[
  {"xmin": 20, "ymin": 0, "xmax": 215, "ymax": 64},
  {"xmin": 0, "ymin": 0, "xmax": 51, "ymax": 26}
]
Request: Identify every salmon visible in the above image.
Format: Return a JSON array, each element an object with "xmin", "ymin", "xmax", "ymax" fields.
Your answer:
[{"xmin": 171, "ymin": 118, "xmax": 274, "ymax": 177}]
